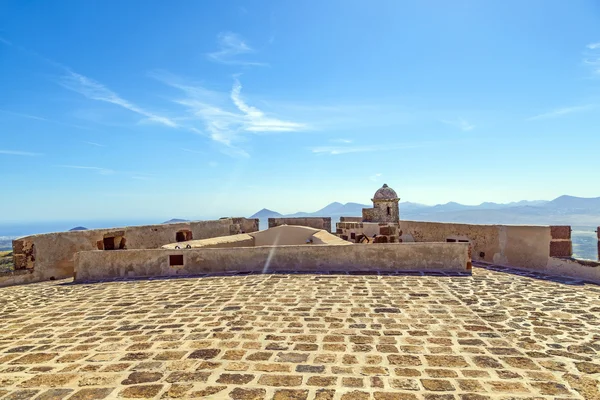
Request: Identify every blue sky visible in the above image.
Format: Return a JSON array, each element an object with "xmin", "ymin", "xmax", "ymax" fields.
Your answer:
[{"xmin": 1, "ymin": 0, "xmax": 599, "ymax": 223}]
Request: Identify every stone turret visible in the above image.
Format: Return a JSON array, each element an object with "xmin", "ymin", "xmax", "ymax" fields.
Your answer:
[{"xmin": 362, "ymin": 184, "xmax": 400, "ymax": 223}]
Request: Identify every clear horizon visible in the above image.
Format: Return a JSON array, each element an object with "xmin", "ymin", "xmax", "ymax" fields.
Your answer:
[{"xmin": 1, "ymin": 0, "xmax": 599, "ymax": 222}]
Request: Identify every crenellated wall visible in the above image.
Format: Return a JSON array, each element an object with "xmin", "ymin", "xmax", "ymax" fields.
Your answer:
[
  {"xmin": 2, "ymin": 218, "xmax": 259, "ymax": 287},
  {"xmin": 268, "ymin": 217, "xmax": 331, "ymax": 232}
]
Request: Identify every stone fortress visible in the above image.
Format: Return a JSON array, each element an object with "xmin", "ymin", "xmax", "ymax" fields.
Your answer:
[
  {"xmin": 2, "ymin": 183, "xmax": 600, "ymax": 287},
  {"xmin": 0, "ymin": 184, "xmax": 600, "ymax": 399}
]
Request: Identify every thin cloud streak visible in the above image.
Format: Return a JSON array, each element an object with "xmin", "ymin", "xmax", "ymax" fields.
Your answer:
[
  {"xmin": 311, "ymin": 142, "xmax": 440, "ymax": 155},
  {"xmin": 0, "ymin": 109, "xmax": 94, "ymax": 131},
  {"xmin": 83, "ymin": 141, "xmax": 106, "ymax": 147},
  {"xmin": 587, "ymin": 42, "xmax": 600, "ymax": 50},
  {"xmin": 0, "ymin": 150, "xmax": 42, "ymax": 156},
  {"xmin": 60, "ymin": 70, "xmax": 178, "ymax": 127},
  {"xmin": 584, "ymin": 42, "xmax": 600, "ymax": 76},
  {"xmin": 207, "ymin": 32, "xmax": 268, "ymax": 66},
  {"xmin": 369, "ymin": 173, "xmax": 382, "ymax": 182},
  {"xmin": 441, "ymin": 118, "xmax": 474, "ymax": 131},
  {"xmin": 59, "ymin": 165, "xmax": 115, "ymax": 175},
  {"xmin": 152, "ymin": 72, "xmax": 305, "ymax": 158},
  {"xmin": 527, "ymin": 104, "xmax": 596, "ymax": 120},
  {"xmin": 231, "ymin": 78, "xmax": 306, "ymax": 132},
  {"xmin": 330, "ymin": 138, "xmax": 353, "ymax": 144}
]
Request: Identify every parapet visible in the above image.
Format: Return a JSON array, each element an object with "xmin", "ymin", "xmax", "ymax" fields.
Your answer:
[
  {"xmin": 3, "ymin": 217, "xmax": 259, "ymax": 288},
  {"xmin": 268, "ymin": 217, "xmax": 332, "ymax": 232}
]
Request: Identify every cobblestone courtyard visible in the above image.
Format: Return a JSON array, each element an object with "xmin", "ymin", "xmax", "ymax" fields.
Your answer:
[{"xmin": 1, "ymin": 265, "xmax": 599, "ymax": 399}]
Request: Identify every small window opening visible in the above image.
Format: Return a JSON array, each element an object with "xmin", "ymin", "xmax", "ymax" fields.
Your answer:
[
  {"xmin": 479, "ymin": 251, "xmax": 485, "ymax": 258},
  {"xmin": 446, "ymin": 238, "xmax": 457, "ymax": 243},
  {"xmin": 458, "ymin": 239, "xmax": 469, "ymax": 243},
  {"xmin": 387, "ymin": 206, "xmax": 391, "ymax": 216},
  {"xmin": 176, "ymin": 230, "xmax": 193, "ymax": 242},
  {"xmin": 170, "ymin": 254, "xmax": 184, "ymax": 266},
  {"xmin": 350, "ymin": 232, "xmax": 356, "ymax": 239},
  {"xmin": 102, "ymin": 236, "xmax": 126, "ymax": 250}
]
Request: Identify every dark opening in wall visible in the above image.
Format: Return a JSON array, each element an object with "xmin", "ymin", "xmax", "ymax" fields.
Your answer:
[
  {"xmin": 176, "ymin": 230, "xmax": 193, "ymax": 242},
  {"xmin": 170, "ymin": 254, "xmax": 184, "ymax": 266},
  {"xmin": 446, "ymin": 238, "xmax": 457, "ymax": 243},
  {"xmin": 350, "ymin": 232, "xmax": 356, "ymax": 239},
  {"xmin": 387, "ymin": 206, "xmax": 391, "ymax": 216},
  {"xmin": 479, "ymin": 252, "xmax": 485, "ymax": 258},
  {"xmin": 458, "ymin": 239, "xmax": 469, "ymax": 243},
  {"xmin": 102, "ymin": 236, "xmax": 126, "ymax": 250}
]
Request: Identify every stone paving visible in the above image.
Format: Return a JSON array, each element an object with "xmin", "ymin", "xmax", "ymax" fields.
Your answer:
[{"xmin": 0, "ymin": 264, "xmax": 599, "ymax": 399}]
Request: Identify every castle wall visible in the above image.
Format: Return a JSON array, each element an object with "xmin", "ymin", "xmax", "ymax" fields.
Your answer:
[
  {"xmin": 336, "ymin": 222, "xmax": 399, "ymax": 243},
  {"xmin": 73, "ymin": 242, "xmax": 470, "ymax": 282},
  {"xmin": 268, "ymin": 217, "xmax": 331, "ymax": 232},
  {"xmin": 2, "ymin": 218, "xmax": 259, "ymax": 288},
  {"xmin": 398, "ymin": 220, "xmax": 599, "ymax": 283}
]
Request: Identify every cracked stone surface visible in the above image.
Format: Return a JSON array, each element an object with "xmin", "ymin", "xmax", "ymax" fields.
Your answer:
[{"xmin": 0, "ymin": 263, "xmax": 599, "ymax": 399}]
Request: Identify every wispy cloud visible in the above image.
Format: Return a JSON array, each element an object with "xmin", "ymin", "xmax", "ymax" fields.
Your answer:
[
  {"xmin": 131, "ymin": 175, "xmax": 151, "ymax": 181},
  {"xmin": 152, "ymin": 72, "xmax": 305, "ymax": 157},
  {"xmin": 231, "ymin": 78, "xmax": 306, "ymax": 132},
  {"xmin": 0, "ymin": 109, "xmax": 94, "ymax": 131},
  {"xmin": 83, "ymin": 141, "xmax": 106, "ymax": 147},
  {"xmin": 59, "ymin": 71, "xmax": 178, "ymax": 127},
  {"xmin": 0, "ymin": 36, "xmax": 13, "ymax": 46},
  {"xmin": 330, "ymin": 138, "xmax": 353, "ymax": 144},
  {"xmin": 369, "ymin": 173, "xmax": 382, "ymax": 182},
  {"xmin": 587, "ymin": 42, "xmax": 600, "ymax": 50},
  {"xmin": 181, "ymin": 148, "xmax": 205, "ymax": 155},
  {"xmin": 0, "ymin": 150, "xmax": 42, "ymax": 156},
  {"xmin": 584, "ymin": 42, "xmax": 600, "ymax": 76},
  {"xmin": 311, "ymin": 142, "xmax": 439, "ymax": 155},
  {"xmin": 441, "ymin": 118, "xmax": 474, "ymax": 131},
  {"xmin": 207, "ymin": 32, "xmax": 267, "ymax": 66},
  {"xmin": 59, "ymin": 165, "xmax": 115, "ymax": 175},
  {"xmin": 527, "ymin": 104, "xmax": 596, "ymax": 120}
]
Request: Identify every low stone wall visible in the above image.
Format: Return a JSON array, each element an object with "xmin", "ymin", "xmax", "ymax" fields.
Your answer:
[
  {"xmin": 74, "ymin": 243, "xmax": 470, "ymax": 282},
  {"xmin": 268, "ymin": 217, "xmax": 331, "ymax": 232},
  {"xmin": 336, "ymin": 222, "xmax": 399, "ymax": 243},
  {"xmin": 397, "ymin": 220, "xmax": 599, "ymax": 283},
  {"xmin": 2, "ymin": 218, "xmax": 259, "ymax": 287},
  {"xmin": 399, "ymin": 220, "xmax": 552, "ymax": 268}
]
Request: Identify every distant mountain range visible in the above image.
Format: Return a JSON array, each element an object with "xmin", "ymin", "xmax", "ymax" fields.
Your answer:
[{"xmin": 250, "ymin": 195, "xmax": 600, "ymax": 226}]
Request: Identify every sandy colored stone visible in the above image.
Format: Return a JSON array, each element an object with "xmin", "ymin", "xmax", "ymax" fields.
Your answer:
[
  {"xmin": 18, "ymin": 374, "xmax": 77, "ymax": 388},
  {"xmin": 119, "ymin": 384, "xmax": 164, "ymax": 398},
  {"xmin": 229, "ymin": 387, "xmax": 266, "ymax": 399},
  {"xmin": 273, "ymin": 389, "xmax": 309, "ymax": 400},
  {"xmin": 69, "ymin": 388, "xmax": 115, "ymax": 399}
]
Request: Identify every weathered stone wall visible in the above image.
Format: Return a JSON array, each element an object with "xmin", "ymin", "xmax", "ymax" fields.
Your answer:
[
  {"xmin": 362, "ymin": 200, "xmax": 399, "ymax": 224},
  {"xmin": 268, "ymin": 217, "xmax": 332, "ymax": 232},
  {"xmin": 395, "ymin": 220, "xmax": 599, "ymax": 283},
  {"xmin": 549, "ymin": 225, "xmax": 572, "ymax": 257},
  {"xmin": 598, "ymin": 226, "xmax": 600, "ymax": 261},
  {"xmin": 336, "ymin": 222, "xmax": 399, "ymax": 243},
  {"xmin": 399, "ymin": 220, "xmax": 551, "ymax": 267},
  {"xmin": 3, "ymin": 218, "xmax": 259, "ymax": 288},
  {"xmin": 339, "ymin": 216, "xmax": 362, "ymax": 223},
  {"xmin": 74, "ymin": 242, "xmax": 470, "ymax": 282}
]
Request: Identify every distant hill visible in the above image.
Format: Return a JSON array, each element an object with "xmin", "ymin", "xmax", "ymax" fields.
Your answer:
[
  {"xmin": 162, "ymin": 219, "xmax": 190, "ymax": 224},
  {"xmin": 250, "ymin": 208, "xmax": 283, "ymax": 219},
  {"xmin": 543, "ymin": 195, "xmax": 600, "ymax": 210},
  {"xmin": 69, "ymin": 226, "xmax": 88, "ymax": 231},
  {"xmin": 249, "ymin": 196, "xmax": 600, "ymax": 226}
]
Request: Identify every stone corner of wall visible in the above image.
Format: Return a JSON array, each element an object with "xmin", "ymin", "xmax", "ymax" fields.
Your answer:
[{"xmin": 550, "ymin": 225, "xmax": 572, "ymax": 240}]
